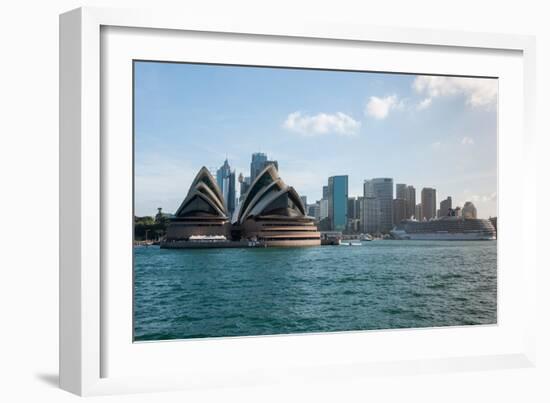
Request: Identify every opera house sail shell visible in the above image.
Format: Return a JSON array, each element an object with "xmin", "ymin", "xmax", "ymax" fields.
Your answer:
[
  {"xmin": 165, "ymin": 167, "xmax": 231, "ymax": 241},
  {"xmin": 236, "ymin": 165, "xmax": 321, "ymax": 247}
]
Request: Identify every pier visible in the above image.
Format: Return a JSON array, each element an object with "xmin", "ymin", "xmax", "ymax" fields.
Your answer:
[{"xmin": 160, "ymin": 240, "xmax": 266, "ymax": 249}]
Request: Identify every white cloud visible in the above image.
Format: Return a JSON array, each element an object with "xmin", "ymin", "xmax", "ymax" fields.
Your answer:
[
  {"xmin": 461, "ymin": 136, "xmax": 474, "ymax": 145},
  {"xmin": 482, "ymin": 192, "xmax": 497, "ymax": 202},
  {"xmin": 417, "ymin": 97, "xmax": 432, "ymax": 110},
  {"xmin": 365, "ymin": 95, "xmax": 399, "ymax": 119},
  {"xmin": 413, "ymin": 76, "xmax": 497, "ymax": 107},
  {"xmin": 283, "ymin": 111, "xmax": 361, "ymax": 136}
]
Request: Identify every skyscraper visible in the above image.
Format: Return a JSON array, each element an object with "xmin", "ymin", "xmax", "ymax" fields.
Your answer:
[
  {"xmin": 250, "ymin": 152, "xmax": 267, "ymax": 181},
  {"xmin": 392, "ymin": 198, "xmax": 407, "ymax": 225},
  {"xmin": 439, "ymin": 196, "xmax": 453, "ymax": 217},
  {"xmin": 347, "ymin": 197, "xmax": 361, "ymax": 220},
  {"xmin": 322, "ymin": 185, "xmax": 329, "ymax": 200},
  {"xmin": 346, "ymin": 197, "xmax": 361, "ymax": 233},
  {"xmin": 421, "ymin": 187, "xmax": 437, "ymax": 220},
  {"xmin": 238, "ymin": 173, "xmax": 251, "ymax": 201},
  {"xmin": 319, "ymin": 199, "xmax": 329, "ymax": 220},
  {"xmin": 216, "ymin": 159, "xmax": 236, "ymax": 217},
  {"xmin": 361, "ymin": 197, "xmax": 381, "ymax": 234},
  {"xmin": 396, "ymin": 183, "xmax": 407, "ymax": 200},
  {"xmin": 406, "ymin": 185, "xmax": 416, "ymax": 219},
  {"xmin": 250, "ymin": 152, "xmax": 278, "ymax": 181},
  {"xmin": 394, "ymin": 183, "xmax": 408, "ymax": 225},
  {"xmin": 328, "ymin": 175, "xmax": 348, "ymax": 231},
  {"xmin": 300, "ymin": 195, "xmax": 308, "ymax": 208},
  {"xmin": 308, "ymin": 202, "xmax": 320, "ymax": 221},
  {"xmin": 415, "ymin": 203, "xmax": 422, "ymax": 221},
  {"xmin": 364, "ymin": 178, "xmax": 393, "ymax": 232},
  {"xmin": 363, "ymin": 180, "xmax": 375, "ymax": 197}
]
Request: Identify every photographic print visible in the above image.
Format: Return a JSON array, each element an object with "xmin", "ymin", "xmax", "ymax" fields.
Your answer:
[{"xmin": 133, "ymin": 61, "xmax": 497, "ymax": 341}]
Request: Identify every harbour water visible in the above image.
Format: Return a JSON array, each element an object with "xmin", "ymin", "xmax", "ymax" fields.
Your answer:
[{"xmin": 134, "ymin": 240, "xmax": 497, "ymax": 341}]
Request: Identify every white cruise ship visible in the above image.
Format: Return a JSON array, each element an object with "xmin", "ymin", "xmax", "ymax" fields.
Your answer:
[{"xmin": 390, "ymin": 216, "xmax": 496, "ymax": 241}]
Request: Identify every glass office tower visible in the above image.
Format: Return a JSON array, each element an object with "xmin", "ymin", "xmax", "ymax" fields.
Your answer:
[{"xmin": 328, "ymin": 175, "xmax": 348, "ymax": 231}]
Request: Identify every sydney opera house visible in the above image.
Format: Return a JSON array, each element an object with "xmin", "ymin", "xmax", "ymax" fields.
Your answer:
[{"xmin": 163, "ymin": 165, "xmax": 321, "ymax": 247}]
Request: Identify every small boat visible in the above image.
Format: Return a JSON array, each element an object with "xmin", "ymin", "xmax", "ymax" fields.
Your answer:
[{"xmin": 339, "ymin": 239, "xmax": 362, "ymax": 246}]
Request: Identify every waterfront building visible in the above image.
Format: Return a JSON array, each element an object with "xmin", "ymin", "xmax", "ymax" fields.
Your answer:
[
  {"xmin": 406, "ymin": 185, "xmax": 416, "ymax": 219},
  {"xmin": 462, "ymin": 201, "xmax": 478, "ymax": 219},
  {"xmin": 347, "ymin": 218, "xmax": 361, "ymax": 233},
  {"xmin": 328, "ymin": 175, "xmax": 349, "ymax": 231},
  {"xmin": 250, "ymin": 152, "xmax": 278, "ymax": 181},
  {"xmin": 421, "ymin": 187, "xmax": 437, "ymax": 220},
  {"xmin": 392, "ymin": 198, "xmax": 408, "ymax": 225},
  {"xmin": 439, "ymin": 196, "xmax": 453, "ymax": 217},
  {"xmin": 319, "ymin": 199, "xmax": 329, "ymax": 220},
  {"xmin": 300, "ymin": 195, "xmax": 308, "ymax": 207},
  {"xmin": 236, "ymin": 165, "xmax": 320, "ymax": 246},
  {"xmin": 365, "ymin": 178, "xmax": 393, "ymax": 232},
  {"xmin": 166, "ymin": 167, "xmax": 231, "ymax": 240},
  {"xmin": 167, "ymin": 165, "xmax": 320, "ymax": 247},
  {"xmin": 361, "ymin": 196, "xmax": 381, "ymax": 234},
  {"xmin": 415, "ymin": 203, "xmax": 423, "ymax": 221},
  {"xmin": 216, "ymin": 159, "xmax": 236, "ymax": 217}
]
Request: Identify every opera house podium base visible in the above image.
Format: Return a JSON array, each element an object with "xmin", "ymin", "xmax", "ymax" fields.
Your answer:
[{"xmin": 241, "ymin": 216, "xmax": 321, "ymax": 247}]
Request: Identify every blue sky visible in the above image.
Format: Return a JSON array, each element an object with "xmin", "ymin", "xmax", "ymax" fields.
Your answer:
[{"xmin": 134, "ymin": 61, "xmax": 497, "ymax": 218}]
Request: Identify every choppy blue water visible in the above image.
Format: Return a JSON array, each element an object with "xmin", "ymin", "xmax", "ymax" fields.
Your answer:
[{"xmin": 134, "ymin": 240, "xmax": 497, "ymax": 341}]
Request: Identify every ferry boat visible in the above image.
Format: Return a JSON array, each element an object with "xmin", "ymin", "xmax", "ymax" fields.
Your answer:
[
  {"xmin": 390, "ymin": 216, "xmax": 496, "ymax": 241},
  {"xmin": 339, "ymin": 239, "xmax": 362, "ymax": 246}
]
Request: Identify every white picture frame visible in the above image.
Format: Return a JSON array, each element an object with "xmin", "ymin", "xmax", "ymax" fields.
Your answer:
[{"xmin": 59, "ymin": 6, "xmax": 537, "ymax": 396}]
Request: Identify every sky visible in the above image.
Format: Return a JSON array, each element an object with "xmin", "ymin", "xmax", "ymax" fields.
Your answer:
[{"xmin": 134, "ymin": 61, "xmax": 498, "ymax": 219}]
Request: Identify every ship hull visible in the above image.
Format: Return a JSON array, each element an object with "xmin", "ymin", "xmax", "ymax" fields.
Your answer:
[{"xmin": 390, "ymin": 230, "xmax": 495, "ymax": 241}]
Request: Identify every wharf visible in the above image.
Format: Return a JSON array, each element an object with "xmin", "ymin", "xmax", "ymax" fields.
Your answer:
[{"xmin": 160, "ymin": 240, "xmax": 266, "ymax": 249}]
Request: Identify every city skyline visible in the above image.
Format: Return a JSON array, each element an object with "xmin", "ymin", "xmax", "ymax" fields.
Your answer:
[{"xmin": 134, "ymin": 61, "xmax": 497, "ymax": 218}]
